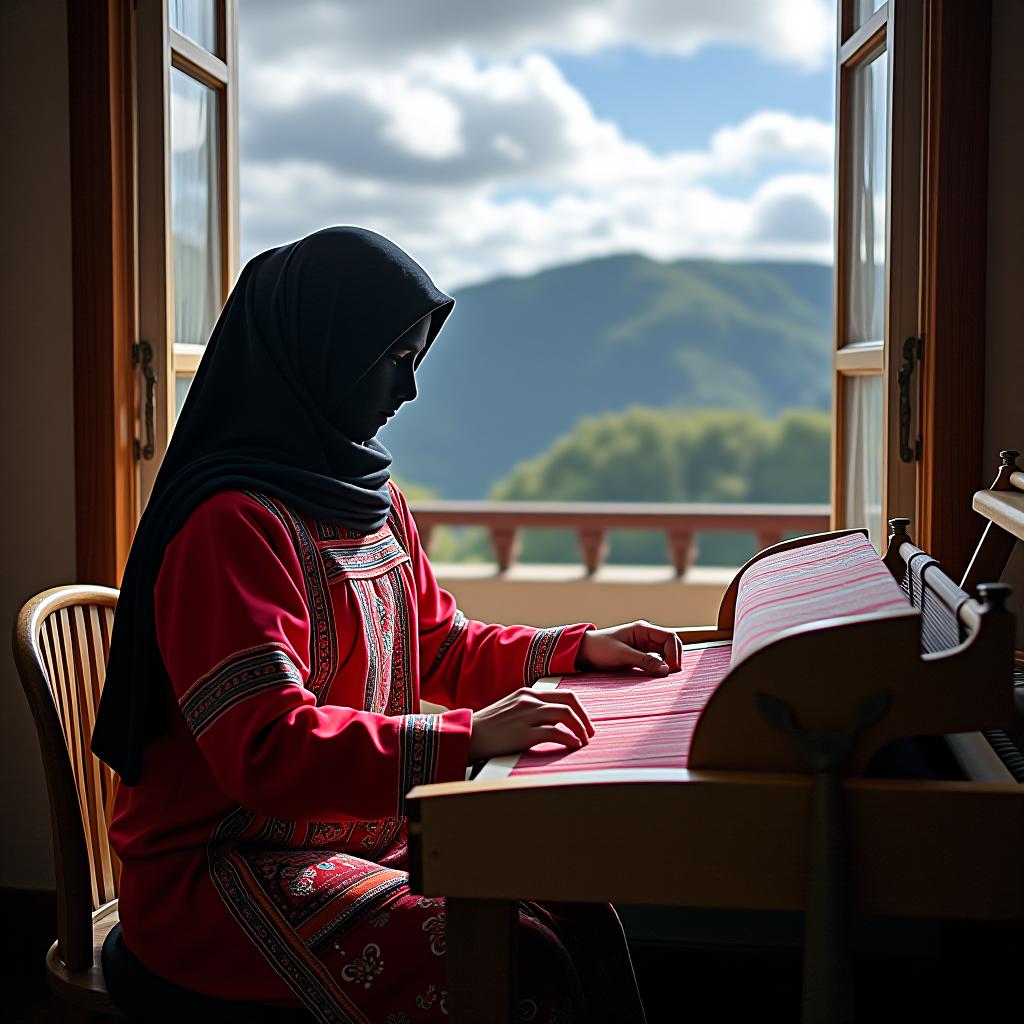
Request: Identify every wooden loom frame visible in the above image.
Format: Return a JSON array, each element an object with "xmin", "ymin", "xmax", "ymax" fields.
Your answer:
[{"xmin": 407, "ymin": 454, "xmax": 1024, "ymax": 1023}]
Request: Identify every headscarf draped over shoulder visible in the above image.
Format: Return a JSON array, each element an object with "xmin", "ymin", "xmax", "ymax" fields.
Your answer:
[{"xmin": 92, "ymin": 226, "xmax": 455, "ymax": 784}]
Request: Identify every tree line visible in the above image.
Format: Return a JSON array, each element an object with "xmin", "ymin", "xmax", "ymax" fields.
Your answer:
[{"xmin": 395, "ymin": 406, "xmax": 831, "ymax": 568}]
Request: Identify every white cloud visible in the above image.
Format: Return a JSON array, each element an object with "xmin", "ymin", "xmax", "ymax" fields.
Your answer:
[
  {"xmin": 236, "ymin": 3, "xmax": 837, "ymax": 287},
  {"xmin": 376, "ymin": 81, "xmax": 464, "ymax": 161},
  {"xmin": 492, "ymin": 133, "xmax": 528, "ymax": 163},
  {"xmin": 240, "ymin": 156, "xmax": 834, "ymax": 290},
  {"xmin": 240, "ymin": 51, "xmax": 834, "ymax": 194},
  {"xmin": 708, "ymin": 112, "xmax": 834, "ymax": 175},
  {"xmin": 239, "ymin": 0, "xmax": 834, "ymax": 72},
  {"xmin": 747, "ymin": 174, "xmax": 834, "ymax": 250},
  {"xmin": 241, "ymin": 53, "xmax": 588, "ymax": 187}
]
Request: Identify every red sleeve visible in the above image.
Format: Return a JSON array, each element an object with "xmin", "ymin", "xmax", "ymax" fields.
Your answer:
[
  {"xmin": 154, "ymin": 491, "xmax": 472, "ymax": 821},
  {"xmin": 388, "ymin": 484, "xmax": 595, "ymax": 711}
]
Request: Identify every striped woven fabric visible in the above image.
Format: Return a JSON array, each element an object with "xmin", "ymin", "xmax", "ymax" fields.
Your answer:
[
  {"xmin": 920, "ymin": 578, "xmax": 967, "ymax": 653},
  {"xmin": 730, "ymin": 531, "xmax": 909, "ymax": 667},
  {"xmin": 902, "ymin": 548, "xmax": 938, "ymax": 608},
  {"xmin": 510, "ymin": 643, "xmax": 732, "ymax": 775}
]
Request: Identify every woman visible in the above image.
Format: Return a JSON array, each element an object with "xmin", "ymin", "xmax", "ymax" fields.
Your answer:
[{"xmin": 93, "ymin": 226, "xmax": 679, "ymax": 1022}]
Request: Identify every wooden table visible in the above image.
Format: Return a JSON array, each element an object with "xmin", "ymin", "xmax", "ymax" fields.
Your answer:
[{"xmin": 408, "ymin": 769, "xmax": 1024, "ymax": 1023}]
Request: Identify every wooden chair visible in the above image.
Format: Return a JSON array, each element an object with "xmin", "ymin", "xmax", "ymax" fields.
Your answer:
[
  {"xmin": 14, "ymin": 587, "xmax": 313, "ymax": 1023},
  {"xmin": 13, "ymin": 584, "xmax": 123, "ymax": 1018}
]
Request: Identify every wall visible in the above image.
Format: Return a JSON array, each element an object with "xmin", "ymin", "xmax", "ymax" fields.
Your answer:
[
  {"xmin": 0, "ymin": 0, "xmax": 76, "ymax": 889},
  {"xmin": 985, "ymin": 0, "xmax": 1024, "ymax": 644},
  {"xmin": 437, "ymin": 565, "xmax": 729, "ymax": 632}
]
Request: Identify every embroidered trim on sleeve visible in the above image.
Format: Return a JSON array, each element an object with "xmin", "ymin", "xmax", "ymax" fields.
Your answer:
[
  {"xmin": 179, "ymin": 643, "xmax": 304, "ymax": 739},
  {"xmin": 425, "ymin": 609, "xmax": 468, "ymax": 679},
  {"xmin": 523, "ymin": 625, "xmax": 568, "ymax": 686},
  {"xmin": 396, "ymin": 714, "xmax": 441, "ymax": 816}
]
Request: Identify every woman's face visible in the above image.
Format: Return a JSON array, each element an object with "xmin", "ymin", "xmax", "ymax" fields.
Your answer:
[{"xmin": 334, "ymin": 315, "xmax": 431, "ymax": 442}]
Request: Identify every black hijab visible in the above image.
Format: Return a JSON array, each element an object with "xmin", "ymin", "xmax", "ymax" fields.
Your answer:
[{"xmin": 92, "ymin": 226, "xmax": 455, "ymax": 784}]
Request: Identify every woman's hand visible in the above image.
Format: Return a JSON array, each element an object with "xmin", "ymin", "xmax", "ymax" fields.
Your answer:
[
  {"xmin": 468, "ymin": 688, "xmax": 595, "ymax": 762},
  {"xmin": 575, "ymin": 620, "xmax": 684, "ymax": 675}
]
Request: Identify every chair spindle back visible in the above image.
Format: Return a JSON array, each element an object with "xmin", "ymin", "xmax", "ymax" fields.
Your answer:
[{"xmin": 13, "ymin": 585, "xmax": 121, "ymax": 971}]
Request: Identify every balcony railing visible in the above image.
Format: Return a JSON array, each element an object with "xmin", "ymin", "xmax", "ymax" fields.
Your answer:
[{"xmin": 410, "ymin": 501, "xmax": 831, "ymax": 576}]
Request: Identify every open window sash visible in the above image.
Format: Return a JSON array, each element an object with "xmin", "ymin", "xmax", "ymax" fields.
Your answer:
[
  {"xmin": 831, "ymin": 0, "xmax": 924, "ymax": 548},
  {"xmin": 135, "ymin": 0, "xmax": 239, "ymax": 507}
]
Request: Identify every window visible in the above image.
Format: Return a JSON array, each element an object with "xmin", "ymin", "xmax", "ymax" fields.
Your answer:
[
  {"xmin": 831, "ymin": 0, "xmax": 923, "ymax": 548},
  {"xmin": 135, "ymin": 0, "xmax": 239, "ymax": 504},
  {"xmin": 69, "ymin": 0, "xmax": 989, "ymax": 584}
]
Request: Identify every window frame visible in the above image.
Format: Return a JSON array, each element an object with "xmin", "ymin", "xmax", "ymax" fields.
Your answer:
[
  {"xmin": 67, "ymin": 0, "xmax": 138, "ymax": 586},
  {"xmin": 135, "ymin": 0, "xmax": 239, "ymax": 506},
  {"xmin": 830, "ymin": 0, "xmax": 989, "ymax": 573},
  {"xmin": 830, "ymin": 0, "xmax": 924, "ymax": 547},
  {"xmin": 916, "ymin": 0, "xmax": 991, "ymax": 574}
]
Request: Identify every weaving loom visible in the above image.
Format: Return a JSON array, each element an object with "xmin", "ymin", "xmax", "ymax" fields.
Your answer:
[
  {"xmin": 480, "ymin": 530, "xmax": 950, "ymax": 781},
  {"xmin": 408, "ymin": 453, "xmax": 1024, "ymax": 1024}
]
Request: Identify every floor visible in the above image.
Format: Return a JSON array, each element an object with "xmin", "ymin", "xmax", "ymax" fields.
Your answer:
[
  {"xmin": 6, "ymin": 889, "xmax": 63, "ymax": 1023},
  {"xmin": 632, "ymin": 920, "xmax": 1024, "ymax": 1021},
  {"xmin": 8, "ymin": 890, "xmax": 1022, "ymax": 1022}
]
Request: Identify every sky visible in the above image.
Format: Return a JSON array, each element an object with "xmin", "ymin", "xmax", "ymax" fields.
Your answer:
[{"xmin": 237, "ymin": 0, "xmax": 837, "ymax": 290}]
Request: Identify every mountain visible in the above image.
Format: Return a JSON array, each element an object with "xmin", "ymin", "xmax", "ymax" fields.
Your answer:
[{"xmin": 381, "ymin": 254, "xmax": 833, "ymax": 499}]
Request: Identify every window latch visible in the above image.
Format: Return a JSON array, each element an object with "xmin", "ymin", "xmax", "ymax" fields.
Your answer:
[
  {"xmin": 898, "ymin": 336, "xmax": 923, "ymax": 463},
  {"xmin": 132, "ymin": 340, "xmax": 157, "ymax": 461}
]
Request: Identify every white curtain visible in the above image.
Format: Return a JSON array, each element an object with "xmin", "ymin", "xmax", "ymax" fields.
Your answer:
[
  {"xmin": 169, "ymin": 0, "xmax": 217, "ymax": 52},
  {"xmin": 853, "ymin": 0, "xmax": 886, "ymax": 28},
  {"xmin": 170, "ymin": 69, "xmax": 222, "ymax": 349},
  {"xmin": 846, "ymin": 50, "xmax": 887, "ymax": 345},
  {"xmin": 844, "ymin": 375, "xmax": 884, "ymax": 549}
]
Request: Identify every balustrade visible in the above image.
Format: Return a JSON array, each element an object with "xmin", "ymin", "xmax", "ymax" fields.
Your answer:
[{"xmin": 409, "ymin": 501, "xmax": 831, "ymax": 577}]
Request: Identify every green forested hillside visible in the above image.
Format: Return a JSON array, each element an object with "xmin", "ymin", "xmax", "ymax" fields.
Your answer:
[
  {"xmin": 383, "ymin": 254, "xmax": 833, "ymax": 500},
  {"xmin": 433, "ymin": 407, "xmax": 831, "ymax": 567}
]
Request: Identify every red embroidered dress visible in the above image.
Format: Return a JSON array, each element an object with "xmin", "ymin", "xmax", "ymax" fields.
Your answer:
[{"xmin": 109, "ymin": 482, "xmax": 598, "ymax": 1020}]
